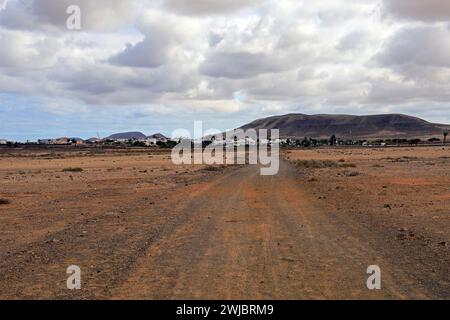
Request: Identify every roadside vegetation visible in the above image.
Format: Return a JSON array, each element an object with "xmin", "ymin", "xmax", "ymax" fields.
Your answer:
[
  {"xmin": 295, "ymin": 160, "xmax": 357, "ymax": 169},
  {"xmin": 62, "ymin": 167, "xmax": 84, "ymax": 172},
  {"xmin": 0, "ymin": 198, "xmax": 11, "ymax": 205}
]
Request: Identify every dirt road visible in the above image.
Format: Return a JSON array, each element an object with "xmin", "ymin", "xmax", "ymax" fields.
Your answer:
[
  {"xmin": 1, "ymin": 155, "xmax": 448, "ymax": 299},
  {"xmin": 114, "ymin": 161, "xmax": 447, "ymax": 300}
]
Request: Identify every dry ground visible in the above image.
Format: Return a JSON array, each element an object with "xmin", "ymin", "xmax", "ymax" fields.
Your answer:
[{"xmin": 0, "ymin": 146, "xmax": 449, "ymax": 299}]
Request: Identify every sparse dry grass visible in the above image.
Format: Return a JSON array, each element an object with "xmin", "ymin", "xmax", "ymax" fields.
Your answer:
[
  {"xmin": 296, "ymin": 159, "xmax": 356, "ymax": 169},
  {"xmin": 296, "ymin": 160, "xmax": 338, "ymax": 169}
]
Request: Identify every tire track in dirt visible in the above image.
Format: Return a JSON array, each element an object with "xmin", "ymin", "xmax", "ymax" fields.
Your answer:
[
  {"xmin": 114, "ymin": 160, "xmax": 437, "ymax": 299},
  {"xmin": 0, "ymin": 169, "xmax": 230, "ymax": 299},
  {"xmin": 273, "ymin": 162, "xmax": 432, "ymax": 299},
  {"xmin": 2, "ymin": 158, "xmax": 445, "ymax": 299}
]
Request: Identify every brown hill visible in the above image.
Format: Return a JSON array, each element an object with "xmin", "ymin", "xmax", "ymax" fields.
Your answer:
[{"xmin": 239, "ymin": 114, "xmax": 450, "ymax": 139}]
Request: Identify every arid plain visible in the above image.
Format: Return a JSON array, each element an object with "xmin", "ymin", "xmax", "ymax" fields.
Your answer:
[{"xmin": 0, "ymin": 146, "xmax": 449, "ymax": 299}]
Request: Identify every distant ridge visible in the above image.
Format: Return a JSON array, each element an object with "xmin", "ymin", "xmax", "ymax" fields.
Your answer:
[
  {"xmin": 148, "ymin": 133, "xmax": 167, "ymax": 139},
  {"xmin": 105, "ymin": 132, "xmax": 169, "ymax": 140},
  {"xmin": 239, "ymin": 113, "xmax": 450, "ymax": 139},
  {"xmin": 105, "ymin": 132, "xmax": 147, "ymax": 140}
]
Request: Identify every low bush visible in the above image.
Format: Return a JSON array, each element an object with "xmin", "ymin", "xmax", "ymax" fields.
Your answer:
[
  {"xmin": 0, "ymin": 198, "xmax": 11, "ymax": 205},
  {"xmin": 204, "ymin": 165, "xmax": 226, "ymax": 172},
  {"xmin": 62, "ymin": 167, "xmax": 83, "ymax": 172},
  {"xmin": 339, "ymin": 163, "xmax": 357, "ymax": 168}
]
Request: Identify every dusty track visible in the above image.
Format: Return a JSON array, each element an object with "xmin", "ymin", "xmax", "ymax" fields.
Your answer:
[
  {"xmin": 114, "ymin": 161, "xmax": 447, "ymax": 299},
  {"xmin": 0, "ymin": 155, "xmax": 448, "ymax": 299}
]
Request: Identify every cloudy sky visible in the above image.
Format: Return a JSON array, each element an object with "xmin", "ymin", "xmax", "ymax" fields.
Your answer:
[{"xmin": 0, "ymin": 0, "xmax": 450, "ymax": 140}]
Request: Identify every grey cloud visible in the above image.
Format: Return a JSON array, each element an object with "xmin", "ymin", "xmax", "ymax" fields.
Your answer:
[
  {"xmin": 383, "ymin": 0, "xmax": 450, "ymax": 22},
  {"xmin": 109, "ymin": 35, "xmax": 171, "ymax": 69},
  {"xmin": 208, "ymin": 33, "xmax": 223, "ymax": 48},
  {"xmin": 337, "ymin": 31, "xmax": 367, "ymax": 51},
  {"xmin": 200, "ymin": 52, "xmax": 292, "ymax": 79},
  {"xmin": 163, "ymin": 0, "xmax": 261, "ymax": 15},
  {"xmin": 0, "ymin": 0, "xmax": 134, "ymax": 31},
  {"xmin": 378, "ymin": 25, "xmax": 450, "ymax": 69},
  {"xmin": 109, "ymin": 13, "xmax": 183, "ymax": 69},
  {"xmin": 367, "ymin": 78, "xmax": 450, "ymax": 105}
]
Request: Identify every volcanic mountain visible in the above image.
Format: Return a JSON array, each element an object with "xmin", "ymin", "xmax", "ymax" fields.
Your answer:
[
  {"xmin": 239, "ymin": 114, "xmax": 450, "ymax": 139},
  {"xmin": 105, "ymin": 132, "xmax": 147, "ymax": 140}
]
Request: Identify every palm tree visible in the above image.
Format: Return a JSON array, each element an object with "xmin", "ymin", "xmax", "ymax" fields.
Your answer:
[{"xmin": 444, "ymin": 131, "xmax": 449, "ymax": 145}]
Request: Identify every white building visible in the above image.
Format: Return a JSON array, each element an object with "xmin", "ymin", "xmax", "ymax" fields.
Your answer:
[
  {"xmin": 0, "ymin": 139, "xmax": 8, "ymax": 145},
  {"xmin": 141, "ymin": 138, "xmax": 158, "ymax": 146}
]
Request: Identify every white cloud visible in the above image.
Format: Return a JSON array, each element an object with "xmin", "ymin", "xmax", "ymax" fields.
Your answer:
[
  {"xmin": 0, "ymin": 0, "xmax": 450, "ymax": 126},
  {"xmin": 0, "ymin": 28, "xmax": 61, "ymax": 68}
]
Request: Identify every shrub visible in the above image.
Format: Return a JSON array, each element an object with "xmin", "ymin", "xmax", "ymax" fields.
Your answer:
[
  {"xmin": 0, "ymin": 198, "xmax": 11, "ymax": 205},
  {"xmin": 62, "ymin": 167, "xmax": 83, "ymax": 172},
  {"xmin": 339, "ymin": 163, "xmax": 357, "ymax": 168},
  {"xmin": 204, "ymin": 165, "xmax": 225, "ymax": 172}
]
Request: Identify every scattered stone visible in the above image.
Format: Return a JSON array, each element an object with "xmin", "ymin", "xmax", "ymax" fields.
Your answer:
[{"xmin": 397, "ymin": 233, "xmax": 407, "ymax": 240}]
